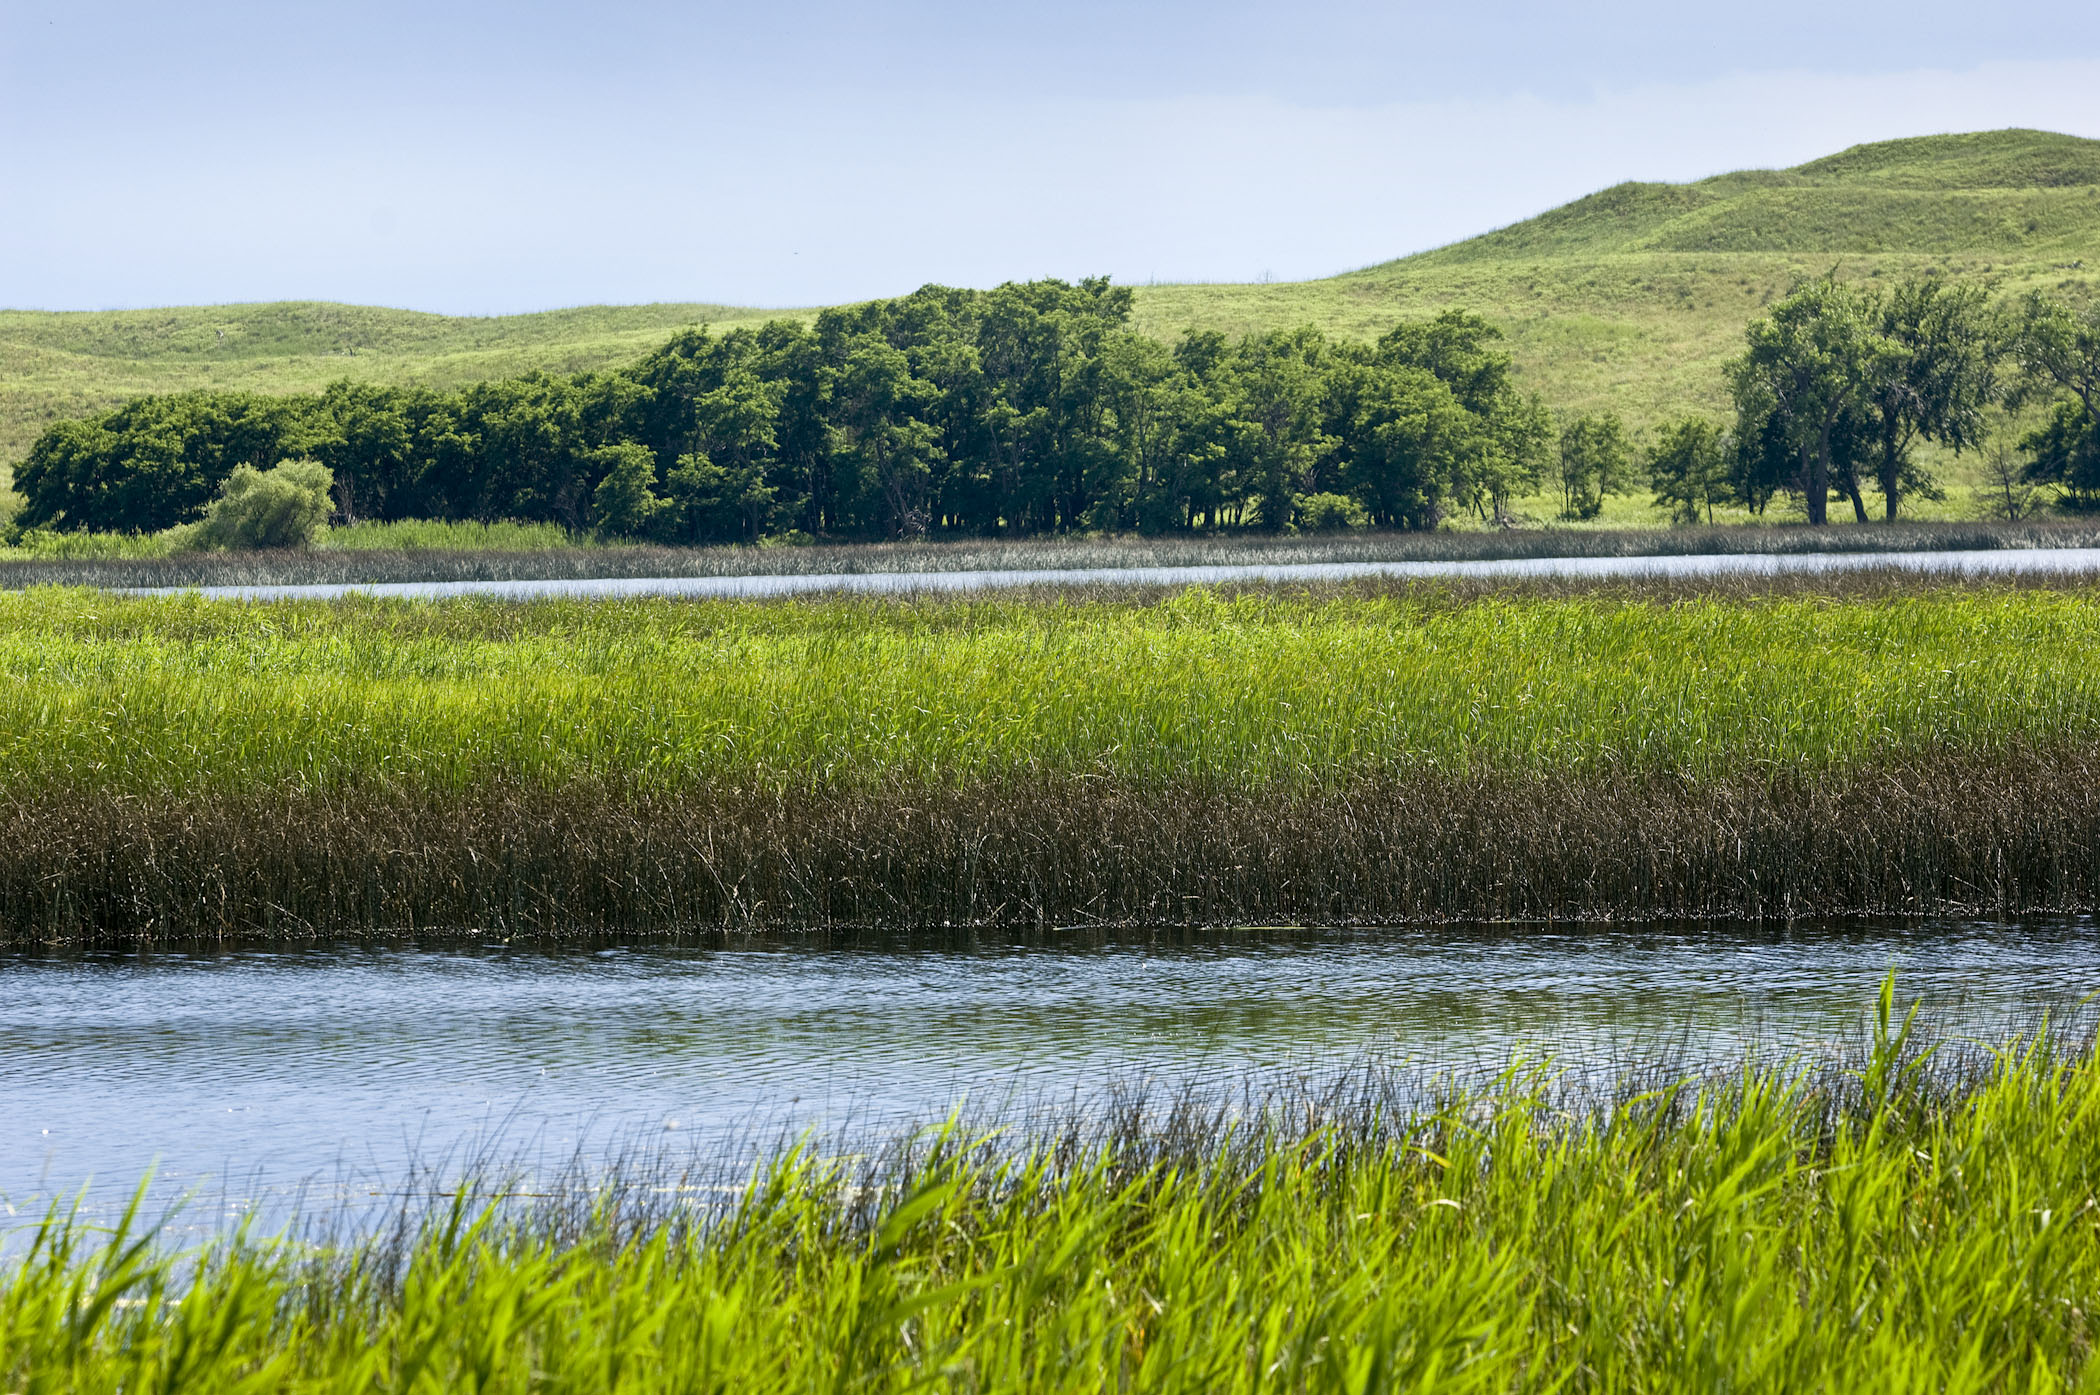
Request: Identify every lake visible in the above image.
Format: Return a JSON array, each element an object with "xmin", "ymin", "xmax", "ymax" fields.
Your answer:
[{"xmin": 5, "ymin": 918, "xmax": 2096, "ymax": 1238}]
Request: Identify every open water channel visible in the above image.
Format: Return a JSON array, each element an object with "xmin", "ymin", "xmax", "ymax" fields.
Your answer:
[
  {"xmin": 131, "ymin": 544, "xmax": 2100, "ymax": 602},
  {"xmin": 7, "ymin": 919, "xmax": 2099, "ymax": 1238}
]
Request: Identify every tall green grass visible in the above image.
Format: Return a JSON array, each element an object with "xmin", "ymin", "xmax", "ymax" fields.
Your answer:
[
  {"xmin": 6, "ymin": 581, "xmax": 2100, "ymax": 794},
  {"xmin": 9, "ymin": 1010, "xmax": 2099, "ymax": 1391},
  {"xmin": 7, "ymin": 576, "xmax": 2100, "ymax": 940}
]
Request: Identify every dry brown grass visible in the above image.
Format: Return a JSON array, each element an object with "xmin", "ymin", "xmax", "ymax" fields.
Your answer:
[{"xmin": 10, "ymin": 749, "xmax": 2096, "ymax": 945}]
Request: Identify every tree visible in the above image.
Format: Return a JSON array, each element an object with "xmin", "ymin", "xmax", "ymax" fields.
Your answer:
[
  {"xmin": 1976, "ymin": 444, "xmax": 2039, "ymax": 521},
  {"xmin": 1729, "ymin": 280, "xmax": 1891, "ymax": 526},
  {"xmin": 2018, "ymin": 399, "xmax": 2100, "ymax": 508},
  {"xmin": 2010, "ymin": 291, "xmax": 2100, "ymax": 505},
  {"xmin": 1861, "ymin": 277, "xmax": 1996, "ymax": 520},
  {"xmin": 658, "ymin": 452, "xmax": 776, "ymax": 544},
  {"xmin": 1728, "ymin": 406, "xmax": 1793, "ymax": 518},
  {"xmin": 1324, "ymin": 359, "xmax": 1474, "ymax": 529},
  {"xmin": 16, "ymin": 391, "xmax": 317, "ymax": 533},
  {"xmin": 1223, "ymin": 329, "xmax": 1335, "ymax": 532},
  {"xmin": 828, "ymin": 333, "xmax": 943, "ymax": 538},
  {"xmin": 588, "ymin": 443, "xmax": 664, "ymax": 539},
  {"xmin": 1376, "ymin": 311, "xmax": 1546, "ymax": 523},
  {"xmin": 2011, "ymin": 291, "xmax": 2100, "ymax": 422},
  {"xmin": 1555, "ymin": 412, "xmax": 1632, "ymax": 520},
  {"xmin": 188, "ymin": 458, "xmax": 335, "ymax": 549},
  {"xmin": 1294, "ymin": 492, "xmax": 1370, "ymax": 532},
  {"xmin": 1646, "ymin": 417, "xmax": 1729, "ymax": 525}
]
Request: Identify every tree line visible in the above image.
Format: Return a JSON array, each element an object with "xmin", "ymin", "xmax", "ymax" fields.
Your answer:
[
  {"xmin": 17, "ymin": 275, "xmax": 2099, "ymax": 541},
  {"xmin": 18, "ymin": 281, "xmax": 1563, "ymax": 543},
  {"xmin": 1647, "ymin": 278, "xmax": 2100, "ymax": 525}
]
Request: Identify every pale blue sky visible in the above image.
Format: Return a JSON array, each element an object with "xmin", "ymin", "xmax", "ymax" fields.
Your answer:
[{"xmin": 5, "ymin": 1, "xmax": 2099, "ymax": 312}]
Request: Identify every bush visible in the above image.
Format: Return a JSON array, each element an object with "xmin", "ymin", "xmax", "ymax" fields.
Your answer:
[
  {"xmin": 189, "ymin": 458, "xmax": 336, "ymax": 550},
  {"xmin": 1294, "ymin": 492, "xmax": 1371, "ymax": 533}
]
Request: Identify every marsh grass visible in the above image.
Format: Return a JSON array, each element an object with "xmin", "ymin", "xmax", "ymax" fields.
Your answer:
[
  {"xmin": 6, "ymin": 518, "xmax": 2100, "ymax": 590},
  {"xmin": 8, "ymin": 576, "xmax": 2100, "ymax": 942},
  {"xmin": 9, "ymin": 578, "xmax": 2100, "ymax": 792},
  {"xmin": 9, "ymin": 1006, "xmax": 2100, "ymax": 1391},
  {"xmin": 10, "ymin": 754, "xmax": 2100, "ymax": 945}
]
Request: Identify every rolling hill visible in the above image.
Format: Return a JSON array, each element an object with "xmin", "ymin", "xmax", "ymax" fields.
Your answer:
[{"xmin": 5, "ymin": 129, "xmax": 2097, "ymax": 484}]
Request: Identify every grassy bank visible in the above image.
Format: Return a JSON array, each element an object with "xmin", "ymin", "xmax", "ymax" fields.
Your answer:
[
  {"xmin": 9, "ymin": 1012, "xmax": 2099, "ymax": 1391},
  {"xmin": 6, "ymin": 575, "xmax": 2100, "ymax": 941}
]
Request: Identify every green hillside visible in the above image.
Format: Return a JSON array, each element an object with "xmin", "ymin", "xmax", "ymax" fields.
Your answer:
[
  {"xmin": 1134, "ymin": 129, "xmax": 2100, "ymax": 434},
  {"xmin": 5, "ymin": 129, "xmax": 2098, "ymax": 483}
]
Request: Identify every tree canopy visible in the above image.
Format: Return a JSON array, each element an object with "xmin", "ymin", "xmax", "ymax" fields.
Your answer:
[{"xmin": 15, "ymin": 283, "xmax": 1550, "ymax": 542}]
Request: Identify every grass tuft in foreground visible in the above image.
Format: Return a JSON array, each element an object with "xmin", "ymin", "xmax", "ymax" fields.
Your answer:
[{"xmin": 8, "ymin": 1002, "xmax": 2099, "ymax": 1391}]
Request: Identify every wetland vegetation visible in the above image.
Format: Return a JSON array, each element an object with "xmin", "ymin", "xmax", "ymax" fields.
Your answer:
[
  {"xmin": 9, "ymin": 1003, "xmax": 2100, "ymax": 1392},
  {"xmin": 10, "ymin": 572, "xmax": 2100, "ymax": 943},
  {"xmin": 11, "ymin": 128, "xmax": 2100, "ymax": 1390}
]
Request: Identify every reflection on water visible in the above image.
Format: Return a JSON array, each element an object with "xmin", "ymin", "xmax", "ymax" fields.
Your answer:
[
  {"xmin": 134, "ymin": 545, "xmax": 2100, "ymax": 602},
  {"xmin": 3, "ymin": 919, "xmax": 2096, "ymax": 1229}
]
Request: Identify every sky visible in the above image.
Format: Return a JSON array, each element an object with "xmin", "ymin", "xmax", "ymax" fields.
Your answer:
[{"xmin": 4, "ymin": 0, "xmax": 2100, "ymax": 314}]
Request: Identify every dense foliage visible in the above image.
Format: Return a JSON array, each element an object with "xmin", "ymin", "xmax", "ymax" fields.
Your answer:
[
  {"xmin": 18, "ymin": 273, "xmax": 2098, "ymax": 540},
  {"xmin": 15, "ymin": 282, "xmax": 1555, "ymax": 542}
]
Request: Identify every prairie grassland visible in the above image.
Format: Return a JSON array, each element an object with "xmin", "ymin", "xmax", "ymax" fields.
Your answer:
[
  {"xmin": 8, "ymin": 1013, "xmax": 2099, "ymax": 1392},
  {"xmin": 6, "ymin": 575, "xmax": 2100, "ymax": 940}
]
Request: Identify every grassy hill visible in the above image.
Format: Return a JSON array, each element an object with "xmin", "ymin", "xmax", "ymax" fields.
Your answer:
[
  {"xmin": 6, "ymin": 129, "xmax": 2098, "ymax": 514},
  {"xmin": 1136, "ymin": 129, "xmax": 2100, "ymax": 436}
]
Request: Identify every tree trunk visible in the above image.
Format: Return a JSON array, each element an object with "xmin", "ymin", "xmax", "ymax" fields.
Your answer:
[
  {"xmin": 1879, "ymin": 422, "xmax": 1903, "ymax": 522},
  {"xmin": 1846, "ymin": 475, "xmax": 1869, "ymax": 523},
  {"xmin": 1804, "ymin": 439, "xmax": 1829, "ymax": 526}
]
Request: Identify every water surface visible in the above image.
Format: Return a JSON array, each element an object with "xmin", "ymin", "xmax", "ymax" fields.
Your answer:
[
  {"xmin": 4, "ymin": 920, "xmax": 2094, "ymax": 1233},
  {"xmin": 133, "ymin": 546, "xmax": 2100, "ymax": 602}
]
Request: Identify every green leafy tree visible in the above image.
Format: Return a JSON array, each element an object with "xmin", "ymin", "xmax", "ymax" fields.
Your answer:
[
  {"xmin": 1646, "ymin": 417, "xmax": 1730, "ymax": 525},
  {"xmin": 2010, "ymin": 292, "xmax": 2100, "ymax": 507},
  {"xmin": 1861, "ymin": 278, "xmax": 1996, "ymax": 520},
  {"xmin": 658, "ymin": 452, "xmax": 776, "ymax": 544},
  {"xmin": 1324, "ymin": 358, "xmax": 1475, "ymax": 529},
  {"xmin": 1729, "ymin": 280, "xmax": 1892, "ymax": 526},
  {"xmin": 17, "ymin": 391, "xmax": 316, "ymax": 532},
  {"xmin": 1375, "ymin": 311, "xmax": 1546, "ymax": 523},
  {"xmin": 1555, "ymin": 413, "xmax": 1632, "ymax": 520},
  {"xmin": 2019, "ymin": 399, "xmax": 2100, "ymax": 508},
  {"xmin": 189, "ymin": 458, "xmax": 336, "ymax": 549},
  {"xmin": 1293, "ymin": 491, "xmax": 1370, "ymax": 532},
  {"xmin": 828, "ymin": 334, "xmax": 943, "ymax": 538},
  {"xmin": 588, "ymin": 443, "xmax": 664, "ymax": 539}
]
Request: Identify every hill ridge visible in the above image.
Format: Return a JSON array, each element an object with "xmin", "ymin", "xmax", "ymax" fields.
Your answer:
[
  {"xmin": 1371, "ymin": 129, "xmax": 2100, "ymax": 269},
  {"xmin": 6, "ymin": 128, "xmax": 2099, "ymax": 501}
]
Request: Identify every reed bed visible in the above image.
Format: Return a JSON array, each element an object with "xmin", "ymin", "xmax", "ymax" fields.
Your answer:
[
  {"xmin": 9, "ymin": 757, "xmax": 2100, "ymax": 943},
  {"xmin": 7, "ymin": 576, "xmax": 2100, "ymax": 942},
  {"xmin": 9, "ymin": 1008, "xmax": 2099, "ymax": 1391},
  {"xmin": 5, "ymin": 517, "xmax": 2099, "ymax": 591},
  {"xmin": 10, "ymin": 581, "xmax": 2100, "ymax": 791}
]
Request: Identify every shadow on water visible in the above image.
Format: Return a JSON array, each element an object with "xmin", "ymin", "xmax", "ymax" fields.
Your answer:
[{"xmin": 5, "ymin": 915, "xmax": 2098, "ymax": 1239}]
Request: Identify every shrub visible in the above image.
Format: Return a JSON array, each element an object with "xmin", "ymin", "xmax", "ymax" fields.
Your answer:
[
  {"xmin": 189, "ymin": 459, "xmax": 336, "ymax": 550},
  {"xmin": 1294, "ymin": 492, "xmax": 1371, "ymax": 533}
]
